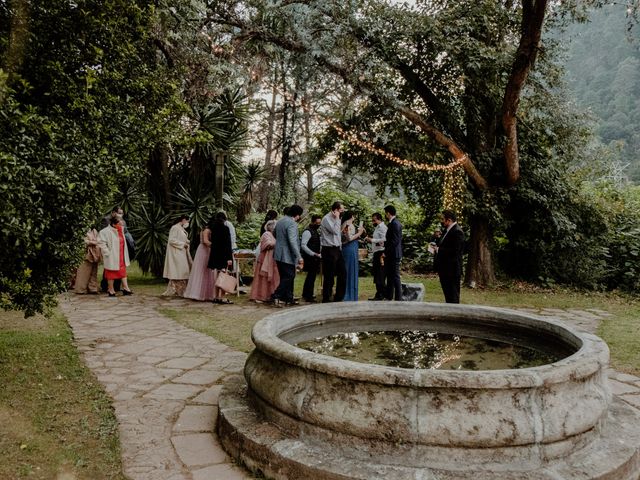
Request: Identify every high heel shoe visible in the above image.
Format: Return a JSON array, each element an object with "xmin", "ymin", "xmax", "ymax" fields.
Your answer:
[
  {"xmin": 122, "ymin": 289, "xmax": 133, "ymax": 296},
  {"xmin": 108, "ymin": 292, "xmax": 117, "ymax": 298}
]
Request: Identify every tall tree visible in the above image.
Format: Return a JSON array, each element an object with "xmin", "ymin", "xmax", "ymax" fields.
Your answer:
[
  {"xmin": 203, "ymin": 0, "xmax": 638, "ymax": 286},
  {"xmin": 0, "ymin": 0, "xmax": 176, "ymax": 314}
]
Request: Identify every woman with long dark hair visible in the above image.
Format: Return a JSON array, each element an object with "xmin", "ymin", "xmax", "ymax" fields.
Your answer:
[{"xmin": 208, "ymin": 212, "xmax": 234, "ymax": 304}]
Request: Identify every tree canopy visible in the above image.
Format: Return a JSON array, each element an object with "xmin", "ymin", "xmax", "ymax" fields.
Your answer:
[
  {"xmin": 202, "ymin": 0, "xmax": 639, "ymax": 285},
  {"xmin": 2, "ymin": 0, "xmax": 640, "ymax": 315},
  {"xmin": 0, "ymin": 0, "xmax": 178, "ymax": 314}
]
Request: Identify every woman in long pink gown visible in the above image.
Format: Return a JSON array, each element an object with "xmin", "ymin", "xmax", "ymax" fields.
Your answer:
[
  {"xmin": 184, "ymin": 225, "xmax": 215, "ymax": 301},
  {"xmin": 249, "ymin": 220, "xmax": 280, "ymax": 302}
]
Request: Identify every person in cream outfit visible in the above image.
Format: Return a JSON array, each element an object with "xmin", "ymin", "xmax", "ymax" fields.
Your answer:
[{"xmin": 162, "ymin": 215, "xmax": 192, "ymax": 297}]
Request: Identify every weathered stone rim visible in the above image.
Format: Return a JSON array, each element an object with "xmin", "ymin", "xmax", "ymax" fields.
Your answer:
[
  {"xmin": 218, "ymin": 375, "xmax": 640, "ymax": 480},
  {"xmin": 251, "ymin": 302, "xmax": 610, "ymax": 389}
]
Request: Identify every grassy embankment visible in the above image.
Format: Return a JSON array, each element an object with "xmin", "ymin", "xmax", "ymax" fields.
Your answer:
[{"xmin": 0, "ymin": 309, "xmax": 125, "ymax": 480}]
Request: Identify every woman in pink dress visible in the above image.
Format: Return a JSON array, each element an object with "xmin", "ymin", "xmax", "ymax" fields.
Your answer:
[
  {"xmin": 184, "ymin": 222, "xmax": 215, "ymax": 301},
  {"xmin": 249, "ymin": 220, "xmax": 280, "ymax": 302}
]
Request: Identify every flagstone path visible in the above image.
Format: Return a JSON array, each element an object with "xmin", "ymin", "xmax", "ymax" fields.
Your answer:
[{"xmin": 59, "ymin": 294, "xmax": 640, "ymax": 480}]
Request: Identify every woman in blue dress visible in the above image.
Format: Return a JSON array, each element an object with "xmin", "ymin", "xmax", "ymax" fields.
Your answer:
[{"xmin": 341, "ymin": 211, "xmax": 366, "ymax": 301}]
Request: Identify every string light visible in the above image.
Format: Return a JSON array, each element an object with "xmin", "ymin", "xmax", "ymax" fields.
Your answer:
[
  {"xmin": 333, "ymin": 124, "xmax": 467, "ymax": 215},
  {"xmin": 332, "ymin": 124, "xmax": 466, "ymax": 173},
  {"xmin": 443, "ymin": 166, "xmax": 466, "ymax": 221},
  {"xmin": 265, "ymin": 82, "xmax": 468, "ymax": 214}
]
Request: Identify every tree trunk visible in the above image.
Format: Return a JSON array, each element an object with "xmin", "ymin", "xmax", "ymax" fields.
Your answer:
[
  {"xmin": 147, "ymin": 144, "xmax": 171, "ymax": 209},
  {"xmin": 279, "ymin": 80, "xmax": 298, "ymax": 204},
  {"xmin": 501, "ymin": 0, "xmax": 548, "ymax": 186},
  {"xmin": 303, "ymin": 98, "xmax": 314, "ymax": 204},
  {"xmin": 4, "ymin": 0, "xmax": 30, "ymax": 81},
  {"xmin": 464, "ymin": 214, "xmax": 495, "ymax": 287},
  {"xmin": 279, "ymin": 95, "xmax": 289, "ymax": 203},
  {"xmin": 258, "ymin": 77, "xmax": 278, "ymax": 211},
  {"xmin": 306, "ymin": 163, "xmax": 314, "ymax": 203}
]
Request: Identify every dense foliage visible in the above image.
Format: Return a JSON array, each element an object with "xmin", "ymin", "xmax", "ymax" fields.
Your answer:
[
  {"xmin": 2, "ymin": 0, "xmax": 640, "ymax": 316},
  {"xmin": 0, "ymin": 0, "xmax": 177, "ymax": 315}
]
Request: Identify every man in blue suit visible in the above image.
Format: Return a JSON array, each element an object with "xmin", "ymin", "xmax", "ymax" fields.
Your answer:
[
  {"xmin": 272, "ymin": 204, "xmax": 304, "ymax": 306},
  {"xmin": 383, "ymin": 205, "xmax": 403, "ymax": 301}
]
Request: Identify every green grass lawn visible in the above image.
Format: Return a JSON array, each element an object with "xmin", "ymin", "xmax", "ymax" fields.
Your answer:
[
  {"xmin": 0, "ymin": 310, "xmax": 125, "ymax": 480},
  {"xmin": 155, "ymin": 272, "xmax": 640, "ymax": 375}
]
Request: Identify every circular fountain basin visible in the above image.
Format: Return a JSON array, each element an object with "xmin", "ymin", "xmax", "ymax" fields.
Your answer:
[{"xmin": 218, "ymin": 303, "xmax": 640, "ymax": 480}]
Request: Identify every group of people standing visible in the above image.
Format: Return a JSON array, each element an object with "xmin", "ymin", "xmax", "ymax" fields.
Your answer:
[
  {"xmin": 74, "ymin": 207, "xmax": 133, "ymax": 297},
  {"xmin": 75, "ymin": 203, "xmax": 465, "ymax": 306},
  {"xmin": 315, "ymin": 202, "xmax": 404, "ymax": 303},
  {"xmin": 252, "ymin": 201, "xmax": 405, "ymax": 307},
  {"xmin": 163, "ymin": 212, "xmax": 237, "ymax": 304}
]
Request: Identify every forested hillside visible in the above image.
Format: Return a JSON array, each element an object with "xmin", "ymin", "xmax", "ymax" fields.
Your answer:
[{"xmin": 563, "ymin": 5, "xmax": 640, "ymax": 182}]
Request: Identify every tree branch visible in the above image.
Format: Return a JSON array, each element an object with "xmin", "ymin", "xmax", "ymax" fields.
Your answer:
[
  {"xmin": 500, "ymin": 0, "xmax": 548, "ymax": 186},
  {"xmin": 350, "ymin": 26, "xmax": 467, "ymax": 146},
  {"xmin": 206, "ymin": 13, "xmax": 489, "ymax": 190},
  {"xmin": 153, "ymin": 38, "xmax": 175, "ymax": 68}
]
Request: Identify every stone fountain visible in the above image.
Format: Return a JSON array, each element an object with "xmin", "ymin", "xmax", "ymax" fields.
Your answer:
[{"xmin": 217, "ymin": 303, "xmax": 640, "ymax": 479}]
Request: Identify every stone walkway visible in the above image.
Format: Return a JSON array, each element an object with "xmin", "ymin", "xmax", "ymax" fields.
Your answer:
[
  {"xmin": 60, "ymin": 294, "xmax": 252, "ymax": 480},
  {"xmin": 59, "ymin": 294, "xmax": 640, "ymax": 480}
]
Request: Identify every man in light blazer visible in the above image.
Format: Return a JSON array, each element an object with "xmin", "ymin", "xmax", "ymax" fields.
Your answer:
[
  {"xmin": 433, "ymin": 209, "xmax": 464, "ymax": 303},
  {"xmin": 383, "ymin": 205, "xmax": 403, "ymax": 301},
  {"xmin": 271, "ymin": 204, "xmax": 304, "ymax": 306}
]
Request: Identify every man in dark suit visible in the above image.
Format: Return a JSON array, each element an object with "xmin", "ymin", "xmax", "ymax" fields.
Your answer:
[
  {"xmin": 434, "ymin": 210, "xmax": 464, "ymax": 303},
  {"xmin": 383, "ymin": 205, "xmax": 403, "ymax": 301}
]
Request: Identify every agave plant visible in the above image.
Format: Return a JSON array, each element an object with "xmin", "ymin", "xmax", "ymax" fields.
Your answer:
[
  {"xmin": 128, "ymin": 200, "xmax": 172, "ymax": 277},
  {"xmin": 171, "ymin": 181, "xmax": 217, "ymax": 253},
  {"xmin": 111, "ymin": 178, "xmax": 144, "ymax": 218}
]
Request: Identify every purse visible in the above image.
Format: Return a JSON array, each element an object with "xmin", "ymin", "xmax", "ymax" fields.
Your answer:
[
  {"xmin": 85, "ymin": 245, "xmax": 102, "ymax": 263},
  {"xmin": 215, "ymin": 269, "xmax": 237, "ymax": 293}
]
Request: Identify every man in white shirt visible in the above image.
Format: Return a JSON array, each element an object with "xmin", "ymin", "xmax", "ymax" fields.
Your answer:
[
  {"xmin": 320, "ymin": 201, "xmax": 346, "ymax": 302},
  {"xmin": 300, "ymin": 214, "xmax": 322, "ymax": 302},
  {"xmin": 366, "ymin": 212, "xmax": 387, "ymax": 300}
]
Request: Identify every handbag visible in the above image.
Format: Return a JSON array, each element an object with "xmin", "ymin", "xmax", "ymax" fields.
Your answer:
[
  {"xmin": 215, "ymin": 269, "xmax": 237, "ymax": 293},
  {"xmin": 85, "ymin": 245, "xmax": 102, "ymax": 263}
]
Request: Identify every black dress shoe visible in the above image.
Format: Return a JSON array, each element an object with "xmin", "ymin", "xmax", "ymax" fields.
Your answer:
[
  {"xmin": 108, "ymin": 292, "xmax": 117, "ymax": 298},
  {"xmin": 122, "ymin": 289, "xmax": 134, "ymax": 296}
]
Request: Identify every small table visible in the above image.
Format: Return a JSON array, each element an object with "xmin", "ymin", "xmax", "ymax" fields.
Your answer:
[{"xmin": 233, "ymin": 250, "xmax": 256, "ymax": 297}]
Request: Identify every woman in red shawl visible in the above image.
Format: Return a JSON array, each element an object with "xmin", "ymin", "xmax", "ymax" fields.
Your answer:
[{"xmin": 98, "ymin": 216, "xmax": 133, "ymax": 297}]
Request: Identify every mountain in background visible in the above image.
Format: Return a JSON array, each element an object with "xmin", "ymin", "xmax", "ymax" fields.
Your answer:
[{"xmin": 561, "ymin": 5, "xmax": 640, "ymax": 182}]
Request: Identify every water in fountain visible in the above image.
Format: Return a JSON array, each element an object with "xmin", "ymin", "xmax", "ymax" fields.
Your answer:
[{"xmin": 297, "ymin": 330, "xmax": 570, "ymax": 370}]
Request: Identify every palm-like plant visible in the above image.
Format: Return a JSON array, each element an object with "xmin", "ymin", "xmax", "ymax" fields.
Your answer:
[
  {"xmin": 190, "ymin": 89, "xmax": 250, "ymax": 210},
  {"xmin": 190, "ymin": 88, "xmax": 249, "ymax": 174},
  {"xmin": 172, "ymin": 181, "xmax": 217, "ymax": 253},
  {"xmin": 128, "ymin": 200, "xmax": 172, "ymax": 277},
  {"xmin": 111, "ymin": 179, "xmax": 144, "ymax": 217},
  {"xmin": 237, "ymin": 161, "xmax": 265, "ymax": 223}
]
